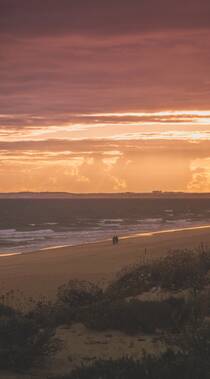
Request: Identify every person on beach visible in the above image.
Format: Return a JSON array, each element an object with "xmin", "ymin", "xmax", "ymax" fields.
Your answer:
[{"xmin": 112, "ymin": 235, "xmax": 119, "ymax": 245}]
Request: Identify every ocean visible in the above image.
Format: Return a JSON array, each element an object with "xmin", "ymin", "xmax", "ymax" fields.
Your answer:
[{"xmin": 0, "ymin": 198, "xmax": 210, "ymax": 255}]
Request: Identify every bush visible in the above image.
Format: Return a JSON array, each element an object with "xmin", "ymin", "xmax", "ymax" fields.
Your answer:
[
  {"xmin": 107, "ymin": 249, "xmax": 210, "ymax": 298},
  {"xmin": 179, "ymin": 320, "xmax": 210, "ymax": 358},
  {"xmin": 106, "ymin": 264, "xmax": 155, "ymax": 299},
  {"xmin": 0, "ymin": 310, "xmax": 55, "ymax": 370},
  {"xmin": 0, "ymin": 302, "xmax": 17, "ymax": 317},
  {"xmin": 57, "ymin": 280, "xmax": 103, "ymax": 307},
  {"xmin": 152, "ymin": 250, "xmax": 209, "ymax": 292},
  {"xmin": 23, "ymin": 281, "xmax": 104, "ymax": 330},
  {"xmin": 80, "ymin": 297, "xmax": 191, "ymax": 334},
  {"xmin": 27, "ymin": 300, "xmax": 56, "ymax": 328},
  {"xmin": 53, "ymin": 280, "xmax": 103, "ymax": 325},
  {"xmin": 50, "ymin": 350, "xmax": 210, "ymax": 379}
]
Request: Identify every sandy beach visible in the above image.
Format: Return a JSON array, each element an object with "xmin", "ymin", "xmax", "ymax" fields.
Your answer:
[{"xmin": 0, "ymin": 225, "xmax": 210, "ymax": 300}]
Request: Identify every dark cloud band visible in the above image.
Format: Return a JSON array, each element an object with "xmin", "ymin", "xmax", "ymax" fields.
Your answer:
[{"xmin": 1, "ymin": 0, "xmax": 210, "ymax": 37}]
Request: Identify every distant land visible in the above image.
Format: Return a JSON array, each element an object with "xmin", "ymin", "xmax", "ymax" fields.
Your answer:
[{"xmin": 1, "ymin": 191, "xmax": 210, "ymax": 199}]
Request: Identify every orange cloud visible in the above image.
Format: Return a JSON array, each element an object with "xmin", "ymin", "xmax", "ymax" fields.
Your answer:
[{"xmin": 0, "ymin": 140, "xmax": 210, "ymax": 192}]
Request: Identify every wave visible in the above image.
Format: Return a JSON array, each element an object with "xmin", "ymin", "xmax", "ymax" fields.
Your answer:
[
  {"xmin": 0, "ymin": 218, "xmax": 209, "ymax": 255},
  {"xmin": 0, "ymin": 229, "xmax": 54, "ymax": 238}
]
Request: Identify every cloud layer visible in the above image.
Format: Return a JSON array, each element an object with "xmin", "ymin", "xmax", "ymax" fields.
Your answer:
[
  {"xmin": 0, "ymin": 139, "xmax": 210, "ymax": 192},
  {"xmin": 1, "ymin": 1, "xmax": 210, "ymax": 191},
  {"xmin": 1, "ymin": 1, "xmax": 210, "ymax": 118},
  {"xmin": 1, "ymin": 0, "xmax": 210, "ymax": 36}
]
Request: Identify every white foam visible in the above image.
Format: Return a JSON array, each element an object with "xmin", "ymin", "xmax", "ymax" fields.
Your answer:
[{"xmin": 0, "ymin": 218, "xmax": 210, "ymax": 255}]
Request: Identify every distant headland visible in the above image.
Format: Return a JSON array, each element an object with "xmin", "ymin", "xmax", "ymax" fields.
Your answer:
[{"xmin": 1, "ymin": 191, "xmax": 210, "ymax": 199}]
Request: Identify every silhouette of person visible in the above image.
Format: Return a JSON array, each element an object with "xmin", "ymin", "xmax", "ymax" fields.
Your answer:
[{"xmin": 112, "ymin": 235, "xmax": 119, "ymax": 245}]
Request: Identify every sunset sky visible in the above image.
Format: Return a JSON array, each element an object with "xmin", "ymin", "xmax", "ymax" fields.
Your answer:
[{"xmin": 1, "ymin": 0, "xmax": 210, "ymax": 192}]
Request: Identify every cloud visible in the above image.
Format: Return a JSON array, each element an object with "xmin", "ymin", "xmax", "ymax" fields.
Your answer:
[
  {"xmin": 1, "ymin": 138, "xmax": 210, "ymax": 156},
  {"xmin": 1, "ymin": 110, "xmax": 210, "ymax": 141},
  {"xmin": 1, "ymin": 1, "xmax": 210, "ymax": 192},
  {"xmin": 1, "ymin": 28, "xmax": 210, "ymax": 120},
  {"xmin": 0, "ymin": 139, "xmax": 210, "ymax": 192},
  {"xmin": 188, "ymin": 158, "xmax": 210, "ymax": 191},
  {"xmin": 1, "ymin": 1, "xmax": 210, "ymax": 37}
]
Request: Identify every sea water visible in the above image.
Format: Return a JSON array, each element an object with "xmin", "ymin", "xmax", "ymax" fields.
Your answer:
[{"xmin": 0, "ymin": 198, "xmax": 210, "ymax": 254}]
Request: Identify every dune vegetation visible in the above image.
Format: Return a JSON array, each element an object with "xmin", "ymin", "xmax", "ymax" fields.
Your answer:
[{"xmin": 1, "ymin": 246, "xmax": 210, "ymax": 378}]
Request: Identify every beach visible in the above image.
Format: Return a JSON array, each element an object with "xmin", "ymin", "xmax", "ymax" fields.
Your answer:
[{"xmin": 1, "ymin": 225, "xmax": 210, "ymax": 300}]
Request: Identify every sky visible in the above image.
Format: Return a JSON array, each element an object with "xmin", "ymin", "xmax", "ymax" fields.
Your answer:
[{"xmin": 1, "ymin": 0, "xmax": 210, "ymax": 192}]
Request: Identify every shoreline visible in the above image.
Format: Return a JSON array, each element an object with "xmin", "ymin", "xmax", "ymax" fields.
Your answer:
[
  {"xmin": 36, "ymin": 223, "xmax": 210, "ymax": 255},
  {"xmin": 1, "ymin": 223, "xmax": 210, "ymax": 258},
  {"xmin": 122, "ymin": 223, "xmax": 210, "ymax": 239}
]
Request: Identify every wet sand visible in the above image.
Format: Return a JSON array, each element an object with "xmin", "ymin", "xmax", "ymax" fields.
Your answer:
[{"xmin": 0, "ymin": 225, "xmax": 210, "ymax": 300}]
